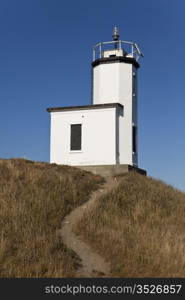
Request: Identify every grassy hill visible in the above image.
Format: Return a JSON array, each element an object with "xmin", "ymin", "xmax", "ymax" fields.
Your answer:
[
  {"xmin": 75, "ymin": 172, "xmax": 185, "ymax": 277},
  {"xmin": 1, "ymin": 159, "xmax": 185, "ymax": 278},
  {"xmin": 0, "ymin": 159, "xmax": 103, "ymax": 277}
]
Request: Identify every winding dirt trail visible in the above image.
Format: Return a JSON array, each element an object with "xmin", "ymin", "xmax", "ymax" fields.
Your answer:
[{"xmin": 60, "ymin": 177, "xmax": 120, "ymax": 277}]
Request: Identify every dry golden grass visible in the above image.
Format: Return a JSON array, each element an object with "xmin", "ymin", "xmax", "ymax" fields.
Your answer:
[
  {"xmin": 75, "ymin": 172, "xmax": 185, "ymax": 277},
  {"xmin": 0, "ymin": 158, "xmax": 103, "ymax": 277}
]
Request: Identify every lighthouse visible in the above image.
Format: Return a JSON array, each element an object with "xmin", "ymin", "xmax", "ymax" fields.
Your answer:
[{"xmin": 47, "ymin": 27, "xmax": 146, "ymax": 176}]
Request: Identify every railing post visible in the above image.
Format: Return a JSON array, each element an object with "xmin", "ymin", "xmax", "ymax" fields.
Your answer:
[
  {"xmin": 93, "ymin": 48, "xmax": 95, "ymax": 61},
  {"xmin": 99, "ymin": 43, "xmax": 102, "ymax": 58},
  {"xmin": 119, "ymin": 40, "xmax": 121, "ymax": 50}
]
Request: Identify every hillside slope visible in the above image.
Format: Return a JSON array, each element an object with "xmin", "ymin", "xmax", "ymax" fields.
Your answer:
[
  {"xmin": 75, "ymin": 173, "xmax": 185, "ymax": 277},
  {"xmin": 0, "ymin": 159, "xmax": 103, "ymax": 277}
]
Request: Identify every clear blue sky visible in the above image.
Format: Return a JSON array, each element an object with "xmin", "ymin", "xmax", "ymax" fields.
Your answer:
[{"xmin": 0, "ymin": 0, "xmax": 185, "ymax": 191}]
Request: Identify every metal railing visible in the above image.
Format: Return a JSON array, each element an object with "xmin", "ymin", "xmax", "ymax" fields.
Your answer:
[{"xmin": 93, "ymin": 40, "xmax": 143, "ymax": 62}]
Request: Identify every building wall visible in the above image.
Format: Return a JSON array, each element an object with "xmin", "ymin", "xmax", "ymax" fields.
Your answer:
[
  {"xmin": 50, "ymin": 107, "xmax": 116, "ymax": 166},
  {"xmin": 93, "ymin": 63, "xmax": 120, "ymax": 104},
  {"xmin": 93, "ymin": 61, "xmax": 137, "ymax": 166},
  {"xmin": 93, "ymin": 62, "xmax": 133, "ymax": 107}
]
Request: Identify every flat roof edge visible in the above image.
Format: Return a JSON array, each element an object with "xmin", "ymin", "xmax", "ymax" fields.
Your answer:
[
  {"xmin": 92, "ymin": 56, "xmax": 140, "ymax": 69},
  {"xmin": 46, "ymin": 103, "xmax": 123, "ymax": 112}
]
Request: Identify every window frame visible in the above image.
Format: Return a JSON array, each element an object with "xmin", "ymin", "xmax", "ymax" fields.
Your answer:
[{"xmin": 70, "ymin": 123, "xmax": 82, "ymax": 152}]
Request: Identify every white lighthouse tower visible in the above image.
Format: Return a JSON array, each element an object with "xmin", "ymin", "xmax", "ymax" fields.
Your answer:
[{"xmin": 47, "ymin": 28, "xmax": 146, "ymax": 176}]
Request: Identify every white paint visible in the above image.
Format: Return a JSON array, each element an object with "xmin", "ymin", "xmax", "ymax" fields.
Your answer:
[
  {"xmin": 50, "ymin": 107, "xmax": 116, "ymax": 166},
  {"xmin": 48, "ymin": 38, "xmax": 140, "ymax": 167},
  {"xmin": 93, "ymin": 61, "xmax": 133, "ymax": 106},
  {"xmin": 92, "ymin": 60, "xmax": 138, "ymax": 166}
]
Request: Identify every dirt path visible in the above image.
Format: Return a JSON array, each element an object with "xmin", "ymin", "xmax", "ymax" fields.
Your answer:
[{"xmin": 60, "ymin": 177, "xmax": 120, "ymax": 277}]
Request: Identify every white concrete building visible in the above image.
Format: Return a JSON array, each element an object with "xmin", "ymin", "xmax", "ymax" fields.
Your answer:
[{"xmin": 47, "ymin": 27, "xmax": 146, "ymax": 175}]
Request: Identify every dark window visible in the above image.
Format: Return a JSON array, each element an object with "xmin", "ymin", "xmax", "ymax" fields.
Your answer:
[
  {"xmin": 133, "ymin": 126, "xmax": 137, "ymax": 153},
  {"xmin": 70, "ymin": 124, "xmax": 82, "ymax": 151},
  {"xmin": 109, "ymin": 54, "xmax": 116, "ymax": 57},
  {"xmin": 133, "ymin": 72, "xmax": 137, "ymax": 95}
]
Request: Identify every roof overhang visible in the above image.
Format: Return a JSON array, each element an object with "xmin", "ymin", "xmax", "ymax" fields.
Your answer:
[{"xmin": 47, "ymin": 103, "xmax": 123, "ymax": 113}]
